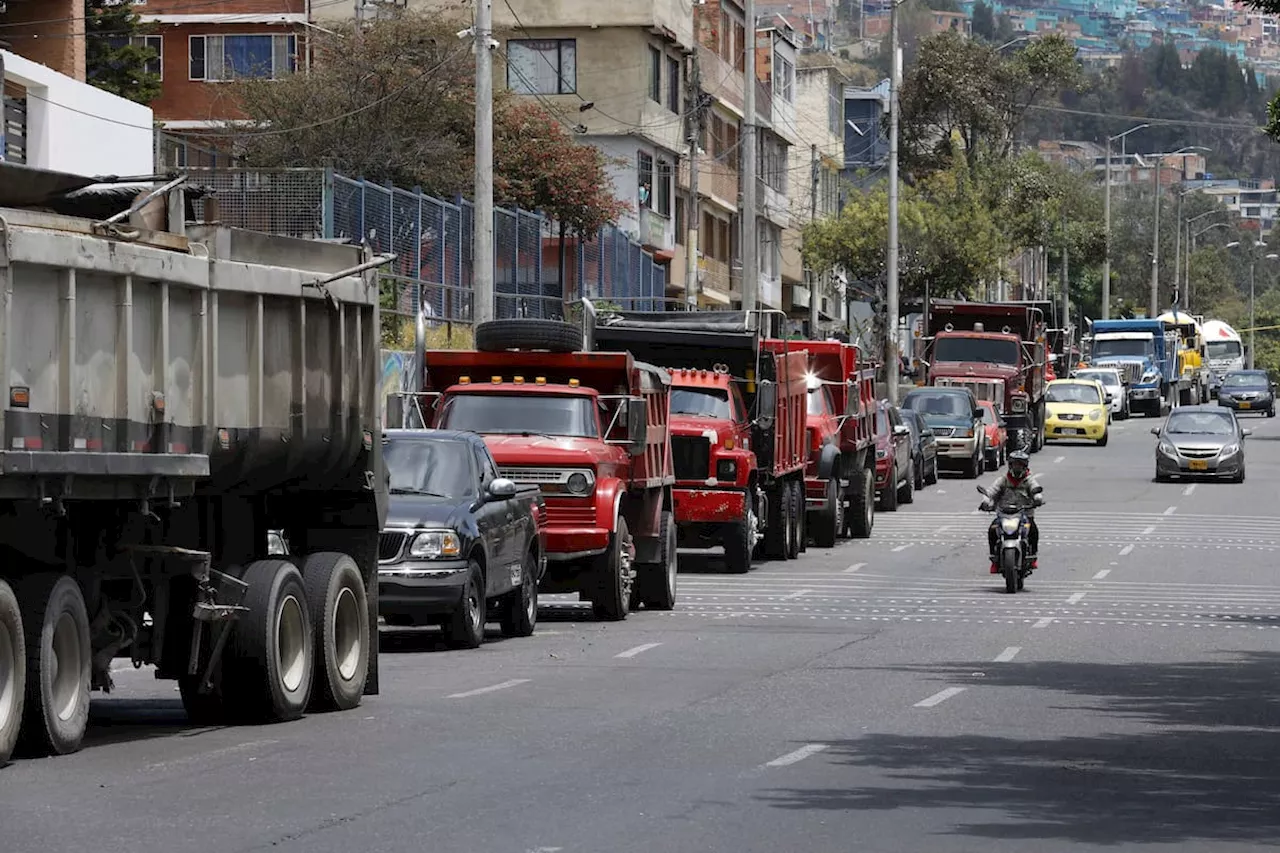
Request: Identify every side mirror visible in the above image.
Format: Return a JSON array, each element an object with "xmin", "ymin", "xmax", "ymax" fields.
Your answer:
[
  {"xmin": 972, "ymin": 407, "xmax": 982, "ymax": 420},
  {"xmin": 893, "ymin": 424, "xmax": 910, "ymax": 437},
  {"xmin": 1030, "ymin": 484, "xmax": 1044, "ymax": 495},
  {"xmin": 1033, "ymin": 495, "xmax": 1046, "ymax": 507},
  {"xmin": 975, "ymin": 485, "xmax": 990, "ymax": 496},
  {"xmin": 1150, "ymin": 427, "xmax": 1161, "ymax": 436},
  {"xmin": 1242, "ymin": 428, "xmax": 1253, "ymax": 437},
  {"xmin": 627, "ymin": 399, "xmax": 648, "ymax": 454},
  {"xmin": 487, "ymin": 478, "xmax": 518, "ymax": 501},
  {"xmin": 756, "ymin": 380, "xmax": 777, "ymax": 430},
  {"xmin": 1105, "ymin": 392, "xmax": 1113, "ymax": 403}
]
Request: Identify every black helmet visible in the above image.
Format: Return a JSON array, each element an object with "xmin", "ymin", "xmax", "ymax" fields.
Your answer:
[{"xmin": 1008, "ymin": 450, "xmax": 1030, "ymax": 479}]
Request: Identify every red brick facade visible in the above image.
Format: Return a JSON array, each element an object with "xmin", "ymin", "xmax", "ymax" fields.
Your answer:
[{"xmin": 1, "ymin": 0, "xmax": 86, "ymax": 80}]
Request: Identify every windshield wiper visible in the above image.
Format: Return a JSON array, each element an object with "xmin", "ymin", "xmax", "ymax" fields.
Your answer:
[{"xmin": 389, "ymin": 488, "xmax": 452, "ymax": 497}]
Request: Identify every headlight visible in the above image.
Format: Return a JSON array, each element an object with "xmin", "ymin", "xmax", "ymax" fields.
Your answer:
[
  {"xmin": 1011, "ymin": 397, "xmax": 1028, "ymax": 414},
  {"xmin": 1158, "ymin": 439, "xmax": 1177, "ymax": 457},
  {"xmin": 409, "ymin": 530, "xmax": 461, "ymax": 559},
  {"xmin": 1088, "ymin": 409, "xmax": 1102, "ymax": 421},
  {"xmin": 876, "ymin": 449, "xmax": 888, "ymax": 459},
  {"xmin": 1000, "ymin": 517, "xmax": 1021, "ymax": 534},
  {"xmin": 959, "ymin": 427, "xmax": 974, "ymax": 437},
  {"xmin": 1142, "ymin": 370, "xmax": 1160, "ymax": 382},
  {"xmin": 1220, "ymin": 443, "xmax": 1240, "ymax": 457},
  {"xmin": 567, "ymin": 472, "xmax": 591, "ymax": 495},
  {"xmin": 716, "ymin": 459, "xmax": 737, "ymax": 481}
]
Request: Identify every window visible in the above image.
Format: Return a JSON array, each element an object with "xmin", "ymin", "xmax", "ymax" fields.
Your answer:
[
  {"xmin": 656, "ymin": 158, "xmax": 673, "ymax": 216},
  {"xmin": 725, "ymin": 122, "xmax": 739, "ymax": 170},
  {"xmin": 759, "ymin": 134, "xmax": 786, "ymax": 193},
  {"xmin": 828, "ymin": 81, "xmax": 841, "ymax": 135},
  {"xmin": 675, "ymin": 198, "xmax": 685, "ymax": 245},
  {"xmin": 106, "ymin": 34, "xmax": 163, "ymax": 78},
  {"xmin": 189, "ymin": 34, "xmax": 296, "ymax": 81},
  {"xmin": 775, "ymin": 54, "xmax": 794, "ymax": 102},
  {"xmin": 638, "ymin": 152, "xmax": 654, "ymax": 210},
  {"xmin": 649, "ymin": 46, "xmax": 662, "ymax": 102},
  {"xmin": 507, "ymin": 39, "xmax": 577, "ymax": 94},
  {"xmin": 667, "ymin": 54, "xmax": 681, "ymax": 113},
  {"xmin": 734, "ymin": 22, "xmax": 746, "ymax": 71},
  {"xmin": 702, "ymin": 211, "xmax": 716, "ymax": 259}
]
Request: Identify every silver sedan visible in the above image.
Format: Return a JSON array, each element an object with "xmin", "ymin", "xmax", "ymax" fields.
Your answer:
[{"xmin": 1152, "ymin": 405, "xmax": 1250, "ymax": 483}]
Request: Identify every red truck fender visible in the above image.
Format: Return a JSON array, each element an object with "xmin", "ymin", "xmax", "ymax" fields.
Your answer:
[{"xmin": 593, "ymin": 477, "xmax": 627, "ymax": 535}]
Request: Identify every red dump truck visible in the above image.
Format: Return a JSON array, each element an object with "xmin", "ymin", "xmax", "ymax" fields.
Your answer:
[
  {"xmin": 768, "ymin": 340, "xmax": 877, "ymax": 546},
  {"xmin": 589, "ymin": 308, "xmax": 807, "ymax": 572},
  {"xmin": 924, "ymin": 300, "xmax": 1049, "ymax": 452},
  {"xmin": 418, "ymin": 319, "xmax": 675, "ymax": 620}
]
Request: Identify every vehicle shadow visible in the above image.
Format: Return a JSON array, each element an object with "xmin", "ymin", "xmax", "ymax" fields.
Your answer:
[
  {"xmin": 757, "ymin": 652, "xmax": 1280, "ymax": 845},
  {"xmin": 378, "ymin": 625, "xmax": 534, "ymax": 653}
]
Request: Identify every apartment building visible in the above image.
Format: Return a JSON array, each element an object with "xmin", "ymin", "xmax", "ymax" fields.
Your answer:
[{"xmin": 754, "ymin": 23, "xmax": 798, "ymax": 312}]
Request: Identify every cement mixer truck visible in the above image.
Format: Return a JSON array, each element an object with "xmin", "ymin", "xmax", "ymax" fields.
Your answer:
[{"xmin": 1203, "ymin": 319, "xmax": 1246, "ymax": 396}]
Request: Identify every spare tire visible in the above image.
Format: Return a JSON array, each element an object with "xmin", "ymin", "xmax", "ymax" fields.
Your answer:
[{"xmin": 476, "ymin": 319, "xmax": 582, "ymax": 353}]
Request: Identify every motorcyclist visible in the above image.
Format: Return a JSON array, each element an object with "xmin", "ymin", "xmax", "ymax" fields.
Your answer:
[{"xmin": 982, "ymin": 450, "xmax": 1040, "ymax": 571}]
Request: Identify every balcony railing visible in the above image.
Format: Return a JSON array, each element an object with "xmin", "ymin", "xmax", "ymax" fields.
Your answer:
[
  {"xmin": 697, "ymin": 45, "xmax": 744, "ymax": 113},
  {"xmin": 678, "ymin": 157, "xmax": 741, "ymax": 210},
  {"xmin": 754, "ymin": 80, "xmax": 772, "ymax": 125}
]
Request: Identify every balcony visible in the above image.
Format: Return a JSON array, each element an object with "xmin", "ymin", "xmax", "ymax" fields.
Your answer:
[
  {"xmin": 758, "ymin": 179, "xmax": 789, "ymax": 228},
  {"xmin": 679, "ymin": 157, "xmax": 740, "ymax": 211},
  {"xmin": 771, "ymin": 92, "xmax": 797, "ymax": 144},
  {"xmin": 489, "ymin": 0, "xmax": 696, "ymax": 48},
  {"xmin": 697, "ymin": 44, "xmax": 744, "ymax": 114},
  {"xmin": 639, "ymin": 207, "xmax": 674, "ymax": 252},
  {"xmin": 698, "ymin": 256, "xmax": 739, "ymax": 305},
  {"xmin": 754, "ymin": 80, "xmax": 772, "ymax": 126}
]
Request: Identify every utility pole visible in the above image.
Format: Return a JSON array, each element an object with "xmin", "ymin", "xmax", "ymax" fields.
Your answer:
[
  {"xmin": 1060, "ymin": 209, "xmax": 1069, "ymax": 355},
  {"xmin": 809, "ymin": 142, "xmax": 819, "ymax": 335},
  {"xmin": 1172, "ymin": 187, "xmax": 1184, "ymax": 313},
  {"xmin": 1149, "ymin": 158, "xmax": 1161, "ymax": 318},
  {"xmin": 473, "ymin": 0, "xmax": 495, "ymax": 324},
  {"xmin": 684, "ymin": 50, "xmax": 703, "ymax": 309},
  {"xmin": 885, "ymin": 0, "xmax": 901, "ymax": 403},
  {"xmin": 1102, "ymin": 135, "xmax": 1111, "ymax": 320},
  {"xmin": 741, "ymin": 0, "xmax": 759, "ymax": 312}
]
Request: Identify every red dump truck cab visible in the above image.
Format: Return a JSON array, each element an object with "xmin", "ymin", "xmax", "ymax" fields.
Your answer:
[
  {"xmin": 590, "ymin": 309, "xmax": 808, "ymax": 571},
  {"xmin": 925, "ymin": 300, "xmax": 1048, "ymax": 453},
  {"xmin": 769, "ymin": 339, "xmax": 878, "ymax": 546},
  {"xmin": 422, "ymin": 343, "xmax": 675, "ymax": 621}
]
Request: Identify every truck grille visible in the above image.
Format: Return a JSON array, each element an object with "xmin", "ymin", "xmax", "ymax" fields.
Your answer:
[
  {"xmin": 544, "ymin": 502, "xmax": 597, "ymax": 526},
  {"xmin": 500, "ymin": 468, "xmax": 565, "ymax": 485},
  {"xmin": 932, "ymin": 427, "xmax": 956, "ymax": 438},
  {"xmin": 379, "ymin": 531, "xmax": 407, "ymax": 562},
  {"xmin": 671, "ymin": 435, "xmax": 711, "ymax": 480}
]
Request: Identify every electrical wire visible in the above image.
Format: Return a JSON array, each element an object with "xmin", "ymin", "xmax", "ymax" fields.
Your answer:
[
  {"xmin": 1028, "ymin": 103, "xmax": 1263, "ymax": 132},
  {"xmin": 0, "ymin": 0, "xmax": 346, "ymax": 33}
]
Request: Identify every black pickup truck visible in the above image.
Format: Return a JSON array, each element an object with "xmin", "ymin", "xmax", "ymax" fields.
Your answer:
[{"xmin": 378, "ymin": 429, "xmax": 546, "ymax": 648}]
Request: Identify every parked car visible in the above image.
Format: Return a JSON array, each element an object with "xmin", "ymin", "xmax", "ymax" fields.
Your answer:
[
  {"xmin": 900, "ymin": 386, "xmax": 986, "ymax": 478},
  {"xmin": 900, "ymin": 409, "xmax": 939, "ymax": 490},
  {"xmin": 1153, "ymin": 405, "xmax": 1249, "ymax": 483},
  {"xmin": 873, "ymin": 401, "xmax": 913, "ymax": 511},
  {"xmin": 378, "ymin": 429, "xmax": 546, "ymax": 648},
  {"xmin": 1216, "ymin": 369, "xmax": 1276, "ymax": 417},
  {"xmin": 978, "ymin": 401, "xmax": 1007, "ymax": 471},
  {"xmin": 1073, "ymin": 367, "xmax": 1128, "ymax": 420}
]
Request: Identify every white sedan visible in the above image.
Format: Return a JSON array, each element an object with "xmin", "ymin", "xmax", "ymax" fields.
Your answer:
[{"xmin": 1072, "ymin": 368, "xmax": 1127, "ymax": 420}]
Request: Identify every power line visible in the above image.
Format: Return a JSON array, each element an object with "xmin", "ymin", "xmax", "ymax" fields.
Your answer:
[{"xmin": 1028, "ymin": 103, "xmax": 1263, "ymax": 132}]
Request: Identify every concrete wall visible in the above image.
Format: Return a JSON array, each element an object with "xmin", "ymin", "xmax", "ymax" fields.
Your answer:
[{"xmin": 2, "ymin": 50, "xmax": 154, "ymax": 176}]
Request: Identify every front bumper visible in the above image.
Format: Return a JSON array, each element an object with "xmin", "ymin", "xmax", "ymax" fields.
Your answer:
[
  {"xmin": 1045, "ymin": 416, "xmax": 1106, "ymax": 440},
  {"xmin": 806, "ymin": 477, "xmax": 828, "ymax": 508},
  {"xmin": 936, "ymin": 436, "xmax": 978, "ymax": 462},
  {"xmin": 378, "ymin": 560, "xmax": 469, "ymax": 615},
  {"xmin": 1156, "ymin": 450, "xmax": 1243, "ymax": 478},
  {"xmin": 673, "ymin": 486, "xmax": 747, "ymax": 524},
  {"xmin": 875, "ymin": 457, "xmax": 891, "ymax": 489},
  {"xmin": 1218, "ymin": 395, "xmax": 1273, "ymax": 412},
  {"xmin": 1128, "ymin": 384, "xmax": 1160, "ymax": 401}
]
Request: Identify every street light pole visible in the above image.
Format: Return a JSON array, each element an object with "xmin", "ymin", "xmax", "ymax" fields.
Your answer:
[
  {"xmin": 885, "ymin": 0, "xmax": 902, "ymax": 403},
  {"xmin": 1103, "ymin": 124, "xmax": 1147, "ymax": 320},
  {"xmin": 1143, "ymin": 146, "xmax": 1209, "ymax": 317}
]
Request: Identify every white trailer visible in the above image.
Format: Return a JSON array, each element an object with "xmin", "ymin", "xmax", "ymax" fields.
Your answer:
[
  {"xmin": 0, "ymin": 176, "xmax": 387, "ymax": 762},
  {"xmin": 1203, "ymin": 319, "xmax": 1245, "ymax": 394}
]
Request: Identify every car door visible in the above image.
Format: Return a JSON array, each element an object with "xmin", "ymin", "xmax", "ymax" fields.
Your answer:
[
  {"xmin": 472, "ymin": 442, "xmax": 515, "ymax": 596},
  {"xmin": 890, "ymin": 406, "xmax": 910, "ymax": 482}
]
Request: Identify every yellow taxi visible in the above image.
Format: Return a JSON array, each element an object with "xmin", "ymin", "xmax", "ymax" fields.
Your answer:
[{"xmin": 1044, "ymin": 379, "xmax": 1110, "ymax": 446}]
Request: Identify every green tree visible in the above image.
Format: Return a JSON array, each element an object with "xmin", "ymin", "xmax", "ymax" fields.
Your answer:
[
  {"xmin": 85, "ymin": 0, "xmax": 160, "ymax": 105},
  {"xmin": 971, "ymin": 1, "xmax": 995, "ymax": 40}
]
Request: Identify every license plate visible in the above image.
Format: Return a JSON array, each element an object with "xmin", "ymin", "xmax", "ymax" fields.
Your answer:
[
  {"xmin": 1060, "ymin": 428, "xmax": 1081, "ymax": 435},
  {"xmin": 1239, "ymin": 402, "xmax": 1251, "ymax": 409},
  {"xmin": 1188, "ymin": 459, "xmax": 1208, "ymax": 471}
]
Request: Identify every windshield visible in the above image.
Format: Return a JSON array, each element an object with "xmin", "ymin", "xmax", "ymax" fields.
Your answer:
[
  {"xmin": 979, "ymin": 406, "xmax": 997, "ymax": 425},
  {"xmin": 1223, "ymin": 372, "xmax": 1268, "ymax": 388},
  {"xmin": 874, "ymin": 409, "xmax": 888, "ymax": 436},
  {"xmin": 807, "ymin": 386, "xmax": 836, "ymax": 417},
  {"xmin": 440, "ymin": 393, "xmax": 598, "ymax": 438},
  {"xmin": 1164, "ymin": 412, "xmax": 1235, "ymax": 435},
  {"xmin": 933, "ymin": 336, "xmax": 1019, "ymax": 365},
  {"xmin": 1046, "ymin": 383, "xmax": 1102, "ymax": 404},
  {"xmin": 903, "ymin": 391, "xmax": 970, "ymax": 418},
  {"xmin": 1207, "ymin": 340, "xmax": 1243, "ymax": 359},
  {"xmin": 672, "ymin": 388, "xmax": 731, "ymax": 418},
  {"xmin": 1093, "ymin": 337, "xmax": 1153, "ymax": 358},
  {"xmin": 1076, "ymin": 371, "xmax": 1119, "ymax": 389},
  {"xmin": 383, "ymin": 436, "xmax": 475, "ymax": 497}
]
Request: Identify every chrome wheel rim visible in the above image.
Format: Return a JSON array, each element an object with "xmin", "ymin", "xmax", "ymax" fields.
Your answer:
[
  {"xmin": 0, "ymin": 619, "xmax": 15, "ymax": 733},
  {"xmin": 524, "ymin": 567, "xmax": 536, "ymax": 622},
  {"xmin": 50, "ymin": 612, "xmax": 83, "ymax": 722},
  {"xmin": 332, "ymin": 586, "xmax": 362, "ymax": 682},
  {"xmin": 276, "ymin": 594, "xmax": 307, "ymax": 693}
]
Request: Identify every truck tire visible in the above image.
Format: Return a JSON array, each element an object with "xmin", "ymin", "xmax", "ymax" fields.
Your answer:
[
  {"xmin": 765, "ymin": 484, "xmax": 790, "ymax": 558},
  {"xmin": 634, "ymin": 511, "xmax": 678, "ymax": 610},
  {"xmin": 224, "ymin": 560, "xmax": 315, "ymax": 723},
  {"xmin": 849, "ymin": 467, "xmax": 874, "ymax": 538},
  {"xmin": 592, "ymin": 517, "xmax": 632, "ymax": 621},
  {"xmin": 787, "ymin": 480, "xmax": 803, "ymax": 559},
  {"xmin": 500, "ymin": 548, "xmax": 539, "ymax": 637},
  {"xmin": 302, "ymin": 552, "xmax": 369, "ymax": 712},
  {"xmin": 17, "ymin": 574, "xmax": 90, "ymax": 756},
  {"xmin": 0, "ymin": 579, "xmax": 25, "ymax": 764},
  {"xmin": 724, "ymin": 499, "xmax": 755, "ymax": 573},
  {"xmin": 446, "ymin": 559, "xmax": 487, "ymax": 649},
  {"xmin": 813, "ymin": 478, "xmax": 842, "ymax": 548},
  {"xmin": 475, "ymin": 319, "xmax": 582, "ymax": 353}
]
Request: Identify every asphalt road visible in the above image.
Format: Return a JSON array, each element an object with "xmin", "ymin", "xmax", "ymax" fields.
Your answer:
[{"xmin": 5, "ymin": 413, "xmax": 1280, "ymax": 853}]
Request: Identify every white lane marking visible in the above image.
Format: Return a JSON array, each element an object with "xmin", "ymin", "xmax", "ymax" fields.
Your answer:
[
  {"xmin": 528, "ymin": 848, "xmax": 564, "ymax": 853},
  {"xmin": 914, "ymin": 687, "xmax": 967, "ymax": 708},
  {"xmin": 937, "ymin": 489, "xmax": 947, "ymax": 494},
  {"xmin": 614, "ymin": 643, "xmax": 662, "ymax": 659},
  {"xmin": 1033, "ymin": 617, "xmax": 1055, "ymax": 629},
  {"xmin": 1066, "ymin": 592, "xmax": 1086, "ymax": 605},
  {"xmin": 1141, "ymin": 526, "xmax": 1156, "ymax": 535},
  {"xmin": 937, "ymin": 525, "xmax": 952, "ymax": 533},
  {"xmin": 994, "ymin": 646, "xmax": 1021, "ymax": 662},
  {"xmin": 1119, "ymin": 545, "xmax": 1134, "ymax": 556},
  {"xmin": 892, "ymin": 543, "xmax": 913, "ymax": 552},
  {"xmin": 1164, "ymin": 506, "xmax": 1178, "ymax": 516},
  {"xmin": 446, "ymin": 679, "xmax": 530, "ymax": 699},
  {"xmin": 843, "ymin": 563, "xmax": 866, "ymax": 574},
  {"xmin": 1183, "ymin": 484, "xmax": 1197, "ymax": 496},
  {"xmin": 1054, "ymin": 455, "xmax": 1065, "ymax": 463},
  {"xmin": 781, "ymin": 589, "xmax": 812, "ymax": 600},
  {"xmin": 764, "ymin": 743, "xmax": 829, "ymax": 767}
]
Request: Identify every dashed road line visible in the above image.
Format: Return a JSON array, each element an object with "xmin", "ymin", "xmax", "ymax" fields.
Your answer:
[
  {"xmin": 993, "ymin": 646, "xmax": 1021, "ymax": 662},
  {"xmin": 843, "ymin": 563, "xmax": 866, "ymax": 574},
  {"xmin": 1164, "ymin": 506, "xmax": 1178, "ymax": 516},
  {"xmin": 447, "ymin": 679, "xmax": 530, "ymax": 699},
  {"xmin": 1054, "ymin": 455, "xmax": 1065, "ymax": 463},
  {"xmin": 1033, "ymin": 617, "xmax": 1055, "ymax": 629},
  {"xmin": 1066, "ymin": 592, "xmax": 1086, "ymax": 605},
  {"xmin": 764, "ymin": 743, "xmax": 829, "ymax": 767},
  {"xmin": 914, "ymin": 687, "xmax": 967, "ymax": 708},
  {"xmin": 781, "ymin": 589, "xmax": 811, "ymax": 600},
  {"xmin": 1183, "ymin": 484, "xmax": 1197, "ymax": 496},
  {"xmin": 1141, "ymin": 526, "xmax": 1156, "ymax": 535},
  {"xmin": 892, "ymin": 543, "xmax": 913, "ymax": 552},
  {"xmin": 614, "ymin": 643, "xmax": 662, "ymax": 659},
  {"xmin": 1119, "ymin": 545, "xmax": 1134, "ymax": 556}
]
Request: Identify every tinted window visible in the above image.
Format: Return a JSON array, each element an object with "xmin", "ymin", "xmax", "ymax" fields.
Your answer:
[
  {"xmin": 671, "ymin": 388, "xmax": 731, "ymax": 418},
  {"xmin": 1223, "ymin": 372, "xmax": 1268, "ymax": 388},
  {"xmin": 933, "ymin": 337, "xmax": 1019, "ymax": 365},
  {"xmin": 1046, "ymin": 383, "xmax": 1101, "ymax": 404},
  {"xmin": 1164, "ymin": 411, "xmax": 1235, "ymax": 435},
  {"xmin": 1093, "ymin": 338, "xmax": 1152, "ymax": 357},
  {"xmin": 440, "ymin": 393, "xmax": 598, "ymax": 438},
  {"xmin": 384, "ymin": 437, "xmax": 476, "ymax": 497},
  {"xmin": 1077, "ymin": 371, "xmax": 1119, "ymax": 389},
  {"xmin": 473, "ymin": 444, "xmax": 498, "ymax": 484},
  {"xmin": 1207, "ymin": 340, "xmax": 1243, "ymax": 359},
  {"xmin": 874, "ymin": 409, "xmax": 888, "ymax": 436},
  {"xmin": 903, "ymin": 391, "xmax": 970, "ymax": 417}
]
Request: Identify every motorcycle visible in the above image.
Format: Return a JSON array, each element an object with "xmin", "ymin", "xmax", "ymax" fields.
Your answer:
[{"xmin": 976, "ymin": 483, "xmax": 1044, "ymax": 594}]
